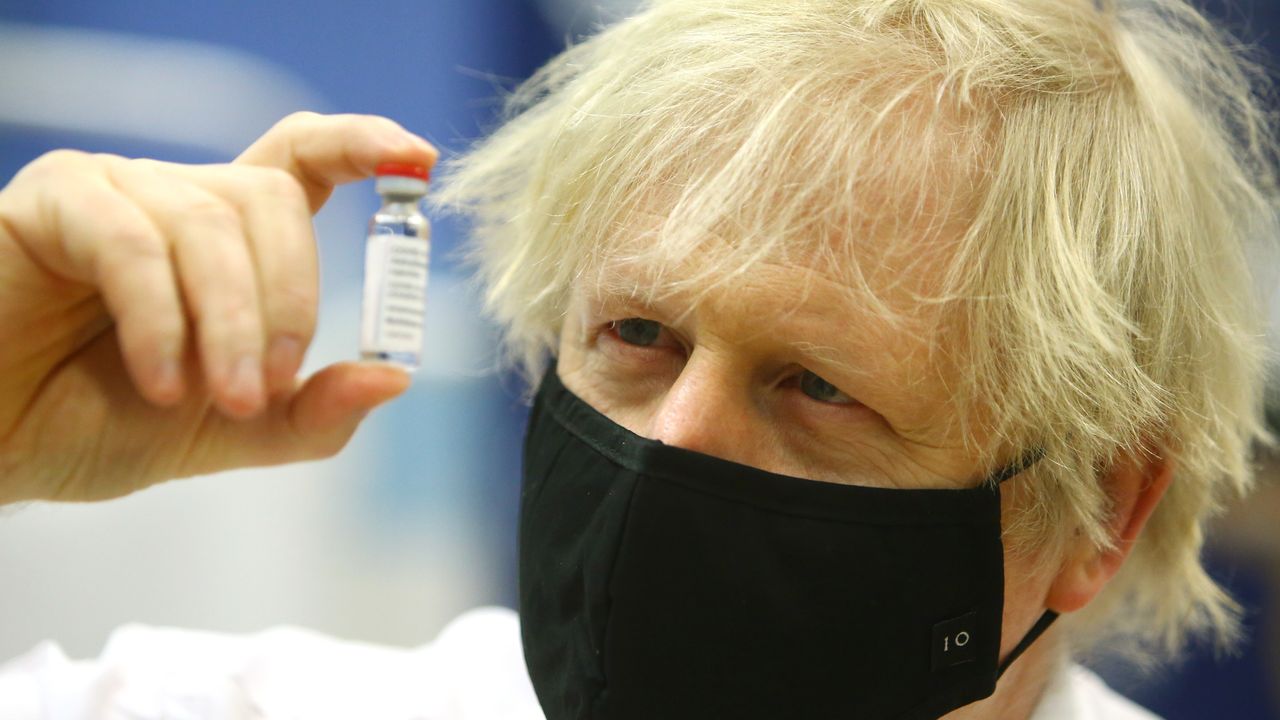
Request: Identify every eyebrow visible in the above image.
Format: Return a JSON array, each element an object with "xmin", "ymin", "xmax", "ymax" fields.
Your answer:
[
  {"xmin": 583, "ymin": 288, "xmax": 883, "ymax": 385},
  {"xmin": 787, "ymin": 340, "xmax": 878, "ymax": 382}
]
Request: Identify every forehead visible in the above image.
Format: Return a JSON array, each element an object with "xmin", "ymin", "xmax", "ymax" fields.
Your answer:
[
  {"xmin": 583, "ymin": 202, "xmax": 962, "ymax": 331},
  {"xmin": 581, "ymin": 252, "xmax": 939, "ymax": 363}
]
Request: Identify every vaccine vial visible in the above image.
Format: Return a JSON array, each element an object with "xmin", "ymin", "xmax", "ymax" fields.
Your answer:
[{"xmin": 361, "ymin": 162, "xmax": 430, "ymax": 371}]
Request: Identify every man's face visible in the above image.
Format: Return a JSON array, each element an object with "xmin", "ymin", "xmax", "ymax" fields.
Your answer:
[
  {"xmin": 553, "ymin": 249, "xmax": 1063, "ymax": 714},
  {"xmin": 555, "ymin": 256, "xmax": 977, "ymax": 491}
]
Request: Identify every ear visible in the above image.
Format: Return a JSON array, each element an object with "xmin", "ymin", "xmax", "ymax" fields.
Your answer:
[{"xmin": 1045, "ymin": 445, "xmax": 1174, "ymax": 614}]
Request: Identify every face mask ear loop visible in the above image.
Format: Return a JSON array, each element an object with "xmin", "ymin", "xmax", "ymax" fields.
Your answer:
[
  {"xmin": 995, "ymin": 610, "xmax": 1060, "ymax": 679},
  {"xmin": 987, "ymin": 445, "xmax": 1055, "ymax": 680},
  {"xmin": 986, "ymin": 447, "xmax": 1047, "ymax": 486}
]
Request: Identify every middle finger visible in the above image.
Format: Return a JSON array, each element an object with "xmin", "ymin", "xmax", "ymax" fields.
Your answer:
[
  {"xmin": 179, "ymin": 163, "xmax": 319, "ymax": 396},
  {"xmin": 108, "ymin": 158, "xmax": 266, "ymax": 418}
]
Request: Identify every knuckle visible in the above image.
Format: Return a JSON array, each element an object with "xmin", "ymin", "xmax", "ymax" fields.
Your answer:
[
  {"xmin": 277, "ymin": 110, "xmax": 323, "ymax": 133},
  {"xmin": 185, "ymin": 199, "xmax": 241, "ymax": 232},
  {"xmin": 128, "ymin": 157, "xmax": 164, "ymax": 171},
  {"xmin": 213, "ymin": 294, "xmax": 261, "ymax": 335},
  {"xmin": 23, "ymin": 149, "xmax": 92, "ymax": 181},
  {"xmin": 194, "ymin": 273, "xmax": 260, "ymax": 332},
  {"xmin": 269, "ymin": 282, "xmax": 318, "ymax": 329},
  {"xmin": 313, "ymin": 430, "xmax": 355, "ymax": 460},
  {"xmin": 36, "ymin": 148, "xmax": 90, "ymax": 168},
  {"xmin": 202, "ymin": 323, "xmax": 262, "ymax": 360},
  {"xmin": 122, "ymin": 314, "xmax": 185, "ymax": 356},
  {"xmin": 252, "ymin": 167, "xmax": 307, "ymax": 207},
  {"xmin": 101, "ymin": 226, "xmax": 166, "ymax": 264},
  {"xmin": 93, "ymin": 234, "xmax": 167, "ymax": 304},
  {"xmin": 100, "ymin": 289, "xmax": 185, "ymax": 357}
]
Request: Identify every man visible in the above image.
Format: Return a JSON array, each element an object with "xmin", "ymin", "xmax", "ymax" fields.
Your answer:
[{"xmin": 0, "ymin": 0, "xmax": 1274, "ymax": 717}]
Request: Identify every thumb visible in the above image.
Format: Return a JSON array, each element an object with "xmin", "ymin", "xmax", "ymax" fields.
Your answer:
[
  {"xmin": 287, "ymin": 361, "xmax": 411, "ymax": 441},
  {"xmin": 180, "ymin": 361, "xmax": 411, "ymax": 478}
]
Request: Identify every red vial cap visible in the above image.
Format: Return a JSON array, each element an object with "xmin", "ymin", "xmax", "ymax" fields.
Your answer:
[{"xmin": 375, "ymin": 162, "xmax": 430, "ymax": 182}]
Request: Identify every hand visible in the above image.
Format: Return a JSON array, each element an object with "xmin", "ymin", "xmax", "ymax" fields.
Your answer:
[{"xmin": 0, "ymin": 112, "xmax": 438, "ymax": 503}]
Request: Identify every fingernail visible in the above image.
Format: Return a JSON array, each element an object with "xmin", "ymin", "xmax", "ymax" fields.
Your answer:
[
  {"xmin": 266, "ymin": 335, "xmax": 303, "ymax": 391},
  {"xmin": 408, "ymin": 134, "xmax": 437, "ymax": 157},
  {"xmin": 226, "ymin": 355, "xmax": 263, "ymax": 408}
]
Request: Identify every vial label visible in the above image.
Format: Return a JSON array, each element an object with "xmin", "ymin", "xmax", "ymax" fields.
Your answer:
[{"xmin": 361, "ymin": 233, "xmax": 428, "ymax": 357}]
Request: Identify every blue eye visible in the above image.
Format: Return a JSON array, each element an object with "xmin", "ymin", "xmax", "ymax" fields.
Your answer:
[
  {"xmin": 799, "ymin": 370, "xmax": 854, "ymax": 404},
  {"xmin": 613, "ymin": 318, "xmax": 663, "ymax": 346}
]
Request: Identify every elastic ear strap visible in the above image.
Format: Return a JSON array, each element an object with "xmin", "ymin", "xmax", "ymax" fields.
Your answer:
[
  {"xmin": 988, "ymin": 447, "xmax": 1047, "ymax": 486},
  {"xmin": 996, "ymin": 610, "xmax": 1059, "ymax": 679}
]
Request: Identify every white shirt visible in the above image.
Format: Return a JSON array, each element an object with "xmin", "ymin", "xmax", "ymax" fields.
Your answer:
[{"xmin": 0, "ymin": 607, "xmax": 1160, "ymax": 720}]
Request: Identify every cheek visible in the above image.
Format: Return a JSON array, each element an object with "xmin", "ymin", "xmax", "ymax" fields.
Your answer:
[
  {"xmin": 553, "ymin": 341, "xmax": 654, "ymax": 438},
  {"xmin": 554, "ymin": 308, "xmax": 678, "ymax": 437}
]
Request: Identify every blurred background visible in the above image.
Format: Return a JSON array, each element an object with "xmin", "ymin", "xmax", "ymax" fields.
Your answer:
[{"xmin": 0, "ymin": 1, "xmax": 1277, "ymax": 718}]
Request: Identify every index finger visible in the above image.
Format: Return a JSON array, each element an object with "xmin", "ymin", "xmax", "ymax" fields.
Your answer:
[{"xmin": 233, "ymin": 112, "xmax": 439, "ymax": 213}]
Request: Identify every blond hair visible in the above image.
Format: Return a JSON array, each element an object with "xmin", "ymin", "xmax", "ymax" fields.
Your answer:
[{"xmin": 432, "ymin": 0, "xmax": 1280, "ymax": 658}]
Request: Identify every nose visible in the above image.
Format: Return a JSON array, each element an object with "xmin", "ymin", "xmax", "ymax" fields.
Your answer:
[{"xmin": 645, "ymin": 354, "xmax": 759, "ymax": 465}]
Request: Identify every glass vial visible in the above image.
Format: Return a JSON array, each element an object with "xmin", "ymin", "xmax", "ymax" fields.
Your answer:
[{"xmin": 361, "ymin": 162, "xmax": 430, "ymax": 371}]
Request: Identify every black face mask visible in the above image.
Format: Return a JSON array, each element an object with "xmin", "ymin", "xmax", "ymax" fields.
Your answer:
[{"xmin": 519, "ymin": 362, "xmax": 1056, "ymax": 720}]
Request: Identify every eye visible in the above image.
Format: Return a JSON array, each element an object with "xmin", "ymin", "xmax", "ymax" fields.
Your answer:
[
  {"xmin": 613, "ymin": 317, "xmax": 663, "ymax": 347},
  {"xmin": 798, "ymin": 370, "xmax": 856, "ymax": 405},
  {"xmin": 597, "ymin": 317, "xmax": 684, "ymax": 362}
]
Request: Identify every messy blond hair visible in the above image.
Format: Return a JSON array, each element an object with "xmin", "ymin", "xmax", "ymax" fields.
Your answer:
[{"xmin": 433, "ymin": 0, "xmax": 1280, "ymax": 658}]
